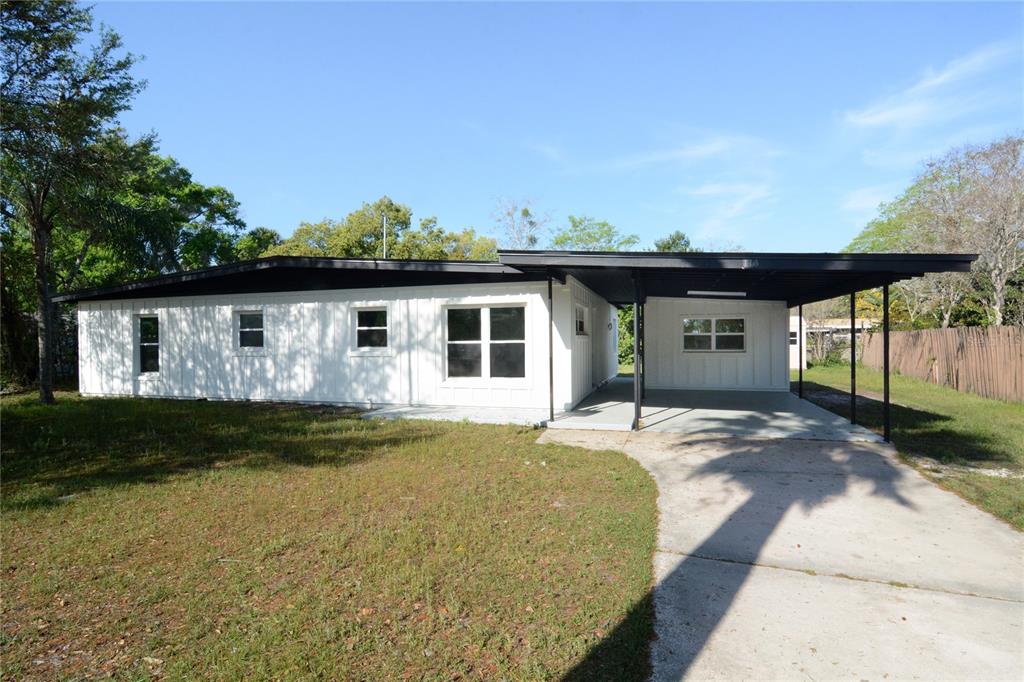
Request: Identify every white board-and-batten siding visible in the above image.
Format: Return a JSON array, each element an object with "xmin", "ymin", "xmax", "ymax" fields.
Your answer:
[
  {"xmin": 643, "ymin": 297, "xmax": 790, "ymax": 391},
  {"xmin": 77, "ymin": 281, "xmax": 594, "ymax": 411}
]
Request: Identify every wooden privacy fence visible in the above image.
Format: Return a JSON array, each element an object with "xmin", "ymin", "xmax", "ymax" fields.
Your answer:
[{"xmin": 860, "ymin": 326, "xmax": 1024, "ymax": 402}]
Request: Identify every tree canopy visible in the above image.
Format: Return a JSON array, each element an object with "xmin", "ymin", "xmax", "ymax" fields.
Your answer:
[
  {"xmin": 846, "ymin": 135, "xmax": 1024, "ymax": 327},
  {"xmin": 265, "ymin": 197, "xmax": 497, "ymax": 261},
  {"xmin": 550, "ymin": 215, "xmax": 639, "ymax": 251}
]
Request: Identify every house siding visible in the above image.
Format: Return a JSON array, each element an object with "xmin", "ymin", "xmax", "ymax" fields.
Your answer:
[
  {"xmin": 77, "ymin": 280, "xmax": 599, "ymax": 411},
  {"xmin": 644, "ymin": 297, "xmax": 789, "ymax": 391}
]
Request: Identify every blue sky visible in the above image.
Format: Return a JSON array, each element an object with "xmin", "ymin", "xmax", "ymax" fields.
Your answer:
[{"xmin": 93, "ymin": 2, "xmax": 1022, "ymax": 252}]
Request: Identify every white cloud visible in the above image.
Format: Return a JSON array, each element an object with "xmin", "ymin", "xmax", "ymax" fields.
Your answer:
[{"xmin": 843, "ymin": 41, "xmax": 1015, "ymax": 130}]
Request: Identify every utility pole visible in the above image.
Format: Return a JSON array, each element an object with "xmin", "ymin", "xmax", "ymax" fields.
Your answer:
[{"xmin": 382, "ymin": 214, "xmax": 388, "ymax": 259}]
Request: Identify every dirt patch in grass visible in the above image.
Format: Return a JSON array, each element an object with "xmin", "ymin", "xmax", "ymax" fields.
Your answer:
[{"xmin": 1, "ymin": 393, "xmax": 657, "ymax": 680}]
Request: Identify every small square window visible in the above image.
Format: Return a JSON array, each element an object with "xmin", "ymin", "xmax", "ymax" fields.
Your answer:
[
  {"xmin": 238, "ymin": 311, "xmax": 264, "ymax": 348},
  {"xmin": 355, "ymin": 309, "xmax": 388, "ymax": 348}
]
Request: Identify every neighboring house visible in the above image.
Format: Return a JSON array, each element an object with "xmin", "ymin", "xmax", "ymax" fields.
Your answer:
[{"xmin": 57, "ymin": 251, "xmax": 973, "ymax": 430}]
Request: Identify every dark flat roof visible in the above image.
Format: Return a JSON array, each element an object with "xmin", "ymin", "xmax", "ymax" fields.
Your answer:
[
  {"xmin": 54, "ymin": 251, "xmax": 977, "ymax": 306},
  {"xmin": 54, "ymin": 256, "xmax": 540, "ymax": 303},
  {"xmin": 496, "ymin": 250, "xmax": 977, "ymax": 306}
]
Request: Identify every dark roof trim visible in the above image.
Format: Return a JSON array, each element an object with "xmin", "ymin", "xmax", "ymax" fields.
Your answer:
[
  {"xmin": 53, "ymin": 256, "xmax": 525, "ymax": 303},
  {"xmin": 497, "ymin": 250, "xmax": 977, "ymax": 274}
]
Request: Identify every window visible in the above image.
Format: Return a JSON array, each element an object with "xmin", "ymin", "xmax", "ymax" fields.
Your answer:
[
  {"xmin": 238, "ymin": 311, "xmax": 264, "ymax": 348},
  {"xmin": 789, "ymin": 331, "xmax": 798, "ymax": 346},
  {"xmin": 575, "ymin": 305, "xmax": 587, "ymax": 335},
  {"xmin": 489, "ymin": 306, "xmax": 526, "ymax": 378},
  {"xmin": 682, "ymin": 317, "xmax": 745, "ymax": 352},
  {"xmin": 356, "ymin": 309, "xmax": 387, "ymax": 348},
  {"xmin": 446, "ymin": 306, "xmax": 526, "ymax": 379},
  {"xmin": 139, "ymin": 316, "xmax": 159, "ymax": 373}
]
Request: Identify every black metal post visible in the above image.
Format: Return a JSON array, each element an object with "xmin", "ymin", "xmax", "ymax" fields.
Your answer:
[
  {"xmin": 798, "ymin": 304, "xmax": 804, "ymax": 399},
  {"xmin": 850, "ymin": 291, "xmax": 857, "ymax": 425},
  {"xmin": 633, "ymin": 280, "xmax": 641, "ymax": 431},
  {"xmin": 639, "ymin": 302, "xmax": 646, "ymax": 399},
  {"xmin": 883, "ymin": 284, "xmax": 891, "ymax": 442},
  {"xmin": 548, "ymin": 273, "xmax": 554, "ymax": 423}
]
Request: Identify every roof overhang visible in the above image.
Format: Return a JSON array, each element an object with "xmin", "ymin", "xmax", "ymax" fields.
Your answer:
[
  {"xmin": 496, "ymin": 250, "xmax": 977, "ymax": 306},
  {"xmin": 55, "ymin": 251, "xmax": 978, "ymax": 307},
  {"xmin": 54, "ymin": 256, "xmax": 544, "ymax": 303}
]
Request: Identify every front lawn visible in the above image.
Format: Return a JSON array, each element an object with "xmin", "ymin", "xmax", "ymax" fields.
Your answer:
[
  {"xmin": 794, "ymin": 365, "xmax": 1024, "ymax": 530},
  {"xmin": 1, "ymin": 393, "xmax": 657, "ymax": 680}
]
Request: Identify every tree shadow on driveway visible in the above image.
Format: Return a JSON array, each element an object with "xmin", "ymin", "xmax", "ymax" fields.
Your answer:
[{"xmin": 562, "ymin": 435, "xmax": 915, "ymax": 682}]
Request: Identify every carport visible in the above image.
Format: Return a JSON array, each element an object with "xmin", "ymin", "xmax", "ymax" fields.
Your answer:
[
  {"xmin": 498, "ymin": 251, "xmax": 976, "ymax": 441},
  {"xmin": 546, "ymin": 376, "xmax": 882, "ymax": 441}
]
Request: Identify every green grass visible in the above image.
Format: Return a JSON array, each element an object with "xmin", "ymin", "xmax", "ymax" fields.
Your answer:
[
  {"xmin": 793, "ymin": 365, "xmax": 1024, "ymax": 530},
  {"xmin": 1, "ymin": 393, "xmax": 657, "ymax": 680}
]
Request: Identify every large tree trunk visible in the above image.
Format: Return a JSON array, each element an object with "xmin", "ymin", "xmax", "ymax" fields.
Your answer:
[
  {"xmin": 31, "ymin": 223, "xmax": 55, "ymax": 403},
  {"xmin": 990, "ymin": 278, "xmax": 1006, "ymax": 326}
]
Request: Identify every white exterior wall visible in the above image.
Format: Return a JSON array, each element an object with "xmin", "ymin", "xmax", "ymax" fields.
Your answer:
[
  {"xmin": 77, "ymin": 280, "xmax": 590, "ymax": 411},
  {"xmin": 567, "ymin": 276, "xmax": 618, "ymax": 407},
  {"xmin": 643, "ymin": 297, "xmax": 790, "ymax": 391}
]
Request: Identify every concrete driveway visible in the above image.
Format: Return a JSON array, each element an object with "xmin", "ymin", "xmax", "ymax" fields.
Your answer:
[{"xmin": 541, "ymin": 430, "xmax": 1024, "ymax": 681}]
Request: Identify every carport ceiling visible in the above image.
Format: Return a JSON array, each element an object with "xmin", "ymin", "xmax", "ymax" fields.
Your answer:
[{"xmin": 497, "ymin": 251, "xmax": 977, "ymax": 307}]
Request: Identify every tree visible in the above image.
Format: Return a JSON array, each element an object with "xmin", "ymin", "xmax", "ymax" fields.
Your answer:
[
  {"xmin": 234, "ymin": 227, "xmax": 282, "ymax": 260},
  {"xmin": 266, "ymin": 198, "xmax": 497, "ymax": 261},
  {"xmin": 653, "ymin": 230, "xmax": 699, "ymax": 252},
  {"xmin": 494, "ymin": 198, "xmax": 547, "ymax": 249},
  {"xmin": 550, "ymin": 215, "xmax": 639, "ymax": 251},
  {"xmin": 846, "ymin": 136, "xmax": 1024, "ymax": 327},
  {"xmin": 964, "ymin": 136, "xmax": 1024, "ymax": 325},
  {"xmin": 2, "ymin": 0, "xmax": 146, "ymax": 402}
]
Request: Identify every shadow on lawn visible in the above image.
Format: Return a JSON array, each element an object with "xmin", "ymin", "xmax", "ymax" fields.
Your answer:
[
  {"xmin": 562, "ymin": 433, "xmax": 916, "ymax": 682},
  {"xmin": 2, "ymin": 396, "xmax": 441, "ymax": 510},
  {"xmin": 795, "ymin": 380, "xmax": 1011, "ymax": 466}
]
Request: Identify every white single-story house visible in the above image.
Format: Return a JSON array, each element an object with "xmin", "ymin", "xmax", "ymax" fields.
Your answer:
[{"xmin": 57, "ymin": 250, "xmax": 974, "ymax": 441}]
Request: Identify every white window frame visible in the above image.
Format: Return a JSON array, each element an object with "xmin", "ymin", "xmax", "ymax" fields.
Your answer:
[
  {"xmin": 135, "ymin": 313, "xmax": 161, "ymax": 377},
  {"xmin": 575, "ymin": 304, "xmax": 588, "ymax": 336},
  {"xmin": 233, "ymin": 308, "xmax": 266, "ymax": 355},
  {"xmin": 442, "ymin": 303, "xmax": 529, "ymax": 386},
  {"xmin": 349, "ymin": 304, "xmax": 393, "ymax": 357},
  {"xmin": 681, "ymin": 316, "xmax": 747, "ymax": 353}
]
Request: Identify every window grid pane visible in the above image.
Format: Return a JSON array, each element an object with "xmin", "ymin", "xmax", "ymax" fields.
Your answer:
[
  {"xmin": 715, "ymin": 334, "xmax": 744, "ymax": 351},
  {"xmin": 490, "ymin": 342, "xmax": 526, "ymax": 377},
  {"xmin": 490, "ymin": 307, "xmax": 525, "ymax": 341},
  {"xmin": 239, "ymin": 313, "xmax": 263, "ymax": 330},
  {"xmin": 357, "ymin": 310, "xmax": 387, "ymax": 328},
  {"xmin": 447, "ymin": 308, "xmax": 481, "ymax": 341},
  {"xmin": 139, "ymin": 316, "xmax": 159, "ymax": 343},
  {"xmin": 447, "ymin": 343, "xmax": 482, "ymax": 377}
]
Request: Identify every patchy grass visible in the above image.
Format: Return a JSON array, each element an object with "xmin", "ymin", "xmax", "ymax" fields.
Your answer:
[
  {"xmin": 1, "ymin": 393, "xmax": 657, "ymax": 680},
  {"xmin": 794, "ymin": 365, "xmax": 1024, "ymax": 530}
]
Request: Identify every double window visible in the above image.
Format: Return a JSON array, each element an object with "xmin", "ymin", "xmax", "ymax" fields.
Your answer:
[
  {"xmin": 446, "ymin": 306, "xmax": 526, "ymax": 379},
  {"xmin": 683, "ymin": 317, "xmax": 745, "ymax": 352},
  {"xmin": 139, "ymin": 316, "xmax": 159, "ymax": 373}
]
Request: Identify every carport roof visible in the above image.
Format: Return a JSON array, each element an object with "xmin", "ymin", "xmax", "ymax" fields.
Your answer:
[{"xmin": 496, "ymin": 250, "xmax": 977, "ymax": 306}]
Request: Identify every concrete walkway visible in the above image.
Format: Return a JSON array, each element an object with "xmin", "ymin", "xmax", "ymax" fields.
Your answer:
[
  {"xmin": 541, "ymin": 429, "xmax": 1024, "ymax": 681},
  {"xmin": 548, "ymin": 377, "xmax": 882, "ymax": 442}
]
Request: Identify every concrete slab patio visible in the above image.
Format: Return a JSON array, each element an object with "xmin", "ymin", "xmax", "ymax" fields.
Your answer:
[
  {"xmin": 548, "ymin": 377, "xmax": 882, "ymax": 442},
  {"xmin": 543, "ymin": 429, "xmax": 1024, "ymax": 681}
]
